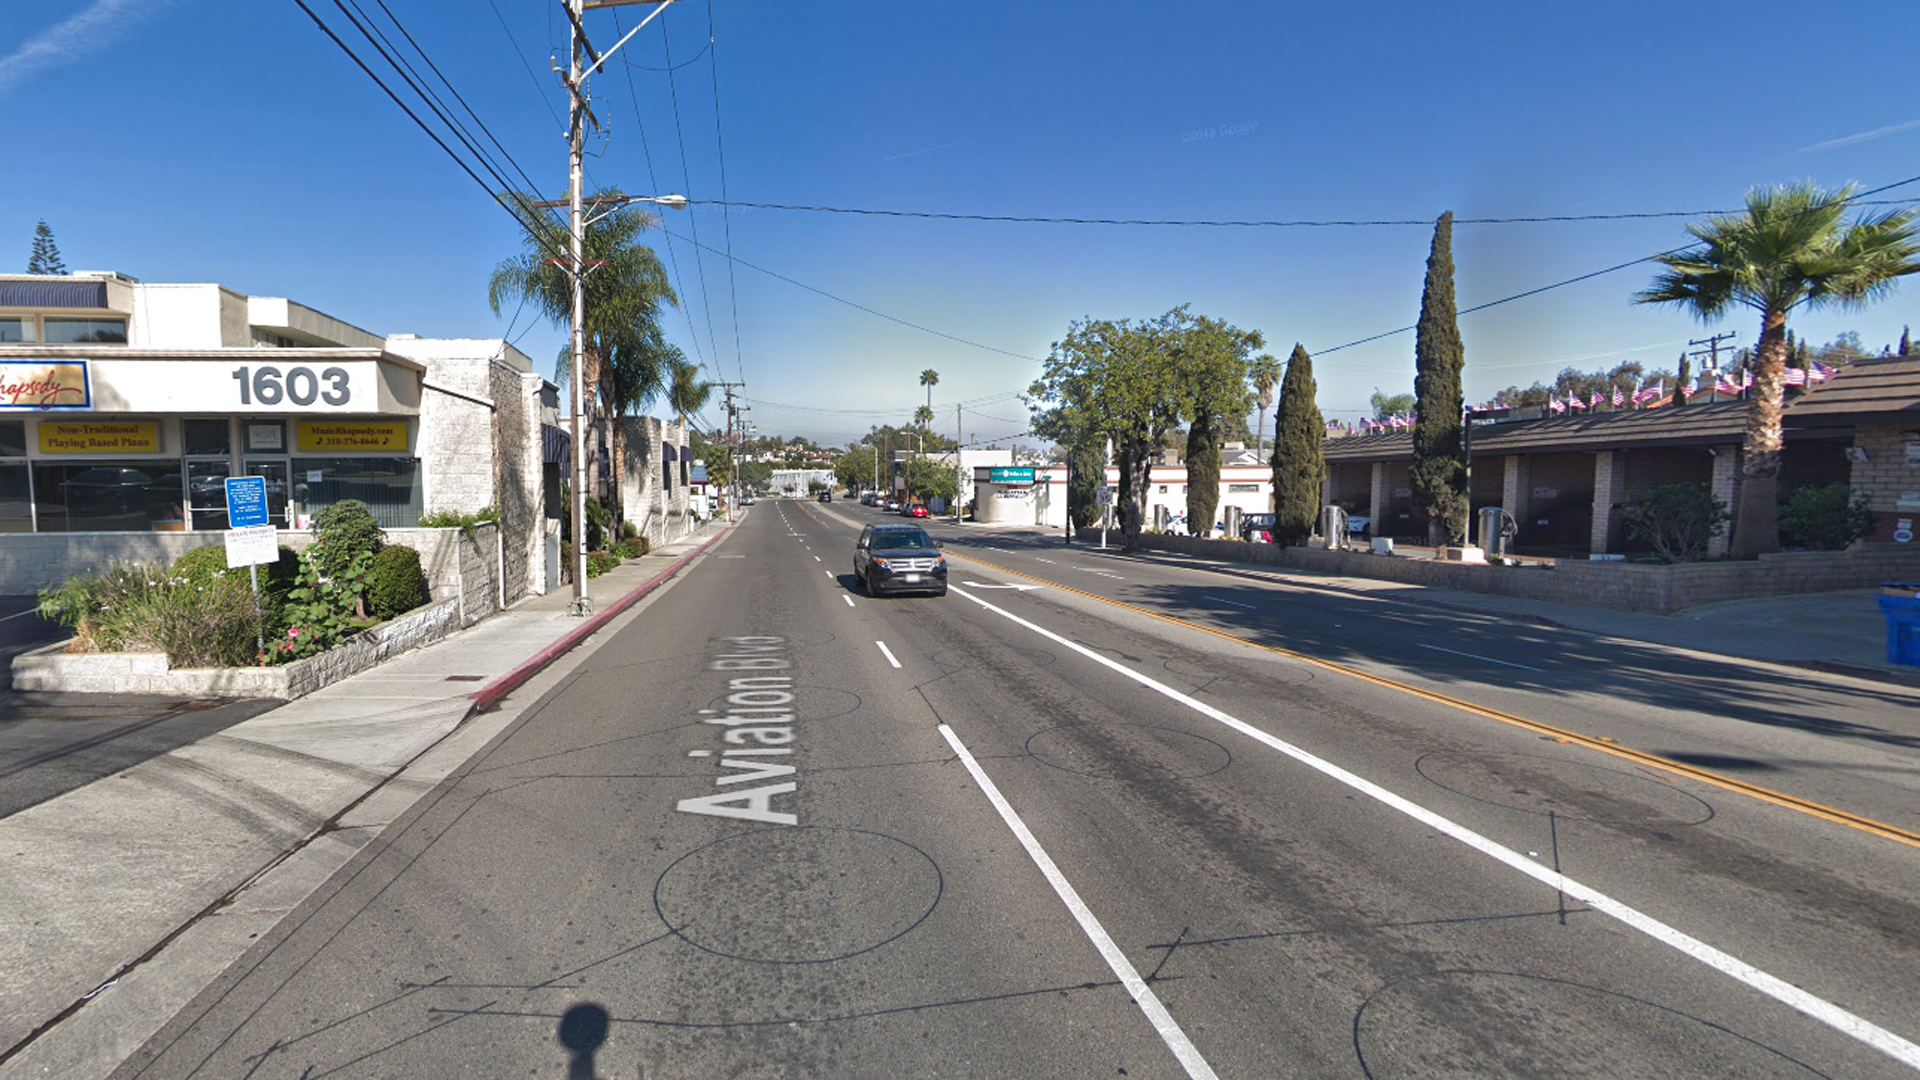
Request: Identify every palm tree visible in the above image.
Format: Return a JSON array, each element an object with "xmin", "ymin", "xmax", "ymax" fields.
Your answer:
[
  {"xmin": 669, "ymin": 360, "xmax": 713, "ymax": 430},
  {"xmin": 1249, "ymin": 353, "xmax": 1280, "ymax": 457},
  {"xmin": 920, "ymin": 368, "xmax": 939, "ymax": 416},
  {"xmin": 489, "ymin": 188, "xmax": 678, "ymax": 524},
  {"xmin": 1636, "ymin": 182, "xmax": 1919, "ymax": 556}
]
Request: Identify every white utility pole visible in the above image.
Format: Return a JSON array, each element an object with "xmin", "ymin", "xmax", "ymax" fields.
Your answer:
[{"xmin": 561, "ymin": 0, "xmax": 680, "ymax": 615}]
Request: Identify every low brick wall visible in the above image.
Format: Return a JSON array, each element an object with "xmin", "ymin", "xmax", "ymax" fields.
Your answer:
[
  {"xmin": 12, "ymin": 597, "xmax": 463, "ymax": 700},
  {"xmin": 1083, "ymin": 528, "xmax": 1920, "ymax": 614}
]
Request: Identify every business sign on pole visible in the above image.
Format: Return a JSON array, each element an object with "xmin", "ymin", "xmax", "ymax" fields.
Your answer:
[
  {"xmin": 224, "ymin": 476, "xmax": 270, "ymax": 529},
  {"xmin": 224, "ymin": 524, "xmax": 279, "ymax": 568},
  {"xmin": 989, "ymin": 466, "xmax": 1036, "ymax": 484}
]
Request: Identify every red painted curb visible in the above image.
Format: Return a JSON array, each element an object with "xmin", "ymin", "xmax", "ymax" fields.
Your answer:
[{"xmin": 468, "ymin": 528, "xmax": 730, "ymax": 712}]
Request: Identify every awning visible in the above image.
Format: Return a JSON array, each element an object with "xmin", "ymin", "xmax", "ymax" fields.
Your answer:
[
  {"xmin": 541, "ymin": 423, "xmax": 571, "ymax": 467},
  {"xmin": 662, "ymin": 442, "xmax": 678, "ymax": 461}
]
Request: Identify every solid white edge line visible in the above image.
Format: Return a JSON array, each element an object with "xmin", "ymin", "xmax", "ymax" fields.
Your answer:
[
  {"xmin": 1417, "ymin": 643, "xmax": 1546, "ymax": 672},
  {"xmin": 936, "ymin": 721, "xmax": 1219, "ymax": 1080},
  {"xmin": 875, "ymin": 640, "xmax": 902, "ymax": 669},
  {"xmin": 843, "ymin": 595, "xmax": 855, "ymax": 607},
  {"xmin": 945, "ymin": 585, "xmax": 1920, "ymax": 1071}
]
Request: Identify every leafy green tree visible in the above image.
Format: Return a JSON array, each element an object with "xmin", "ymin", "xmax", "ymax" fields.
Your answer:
[
  {"xmin": 906, "ymin": 456, "xmax": 958, "ymax": 504},
  {"xmin": 1270, "ymin": 344, "xmax": 1325, "ymax": 546},
  {"xmin": 488, "ymin": 188, "xmax": 678, "ymax": 524},
  {"xmin": 1176, "ymin": 314, "xmax": 1260, "ymax": 535},
  {"xmin": 27, "ymin": 220, "xmax": 64, "ymax": 275},
  {"xmin": 1249, "ymin": 353, "xmax": 1281, "ymax": 455},
  {"xmin": 1410, "ymin": 212, "xmax": 1469, "ymax": 545},
  {"xmin": 1369, "ymin": 389, "xmax": 1417, "ymax": 419},
  {"xmin": 833, "ymin": 446, "xmax": 881, "ymax": 493},
  {"xmin": 1636, "ymin": 182, "xmax": 1920, "ymax": 555},
  {"xmin": 1029, "ymin": 310, "xmax": 1187, "ymax": 550}
]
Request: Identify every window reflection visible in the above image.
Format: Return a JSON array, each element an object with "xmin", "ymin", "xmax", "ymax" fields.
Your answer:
[
  {"xmin": 32, "ymin": 461, "xmax": 183, "ymax": 532},
  {"xmin": 42, "ymin": 318, "xmax": 128, "ymax": 344}
]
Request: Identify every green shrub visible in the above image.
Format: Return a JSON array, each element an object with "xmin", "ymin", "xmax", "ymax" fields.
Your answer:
[
  {"xmin": 610, "ymin": 536, "xmax": 650, "ymax": 559},
  {"xmin": 38, "ymin": 561, "xmax": 261, "ymax": 667},
  {"xmin": 1780, "ymin": 483, "xmax": 1877, "ymax": 550},
  {"xmin": 1626, "ymin": 483, "xmax": 1730, "ymax": 562},
  {"xmin": 170, "ymin": 543, "xmax": 233, "ymax": 586},
  {"xmin": 418, "ymin": 505, "xmax": 501, "ymax": 532},
  {"xmin": 585, "ymin": 497, "xmax": 612, "ymax": 552},
  {"xmin": 277, "ymin": 545, "xmax": 376, "ymax": 662},
  {"xmin": 585, "ymin": 550, "xmax": 621, "ymax": 577},
  {"xmin": 310, "ymin": 500, "xmax": 385, "ymax": 578},
  {"xmin": 621, "ymin": 519, "xmax": 639, "ymax": 540},
  {"xmin": 367, "ymin": 545, "xmax": 429, "ymax": 620}
]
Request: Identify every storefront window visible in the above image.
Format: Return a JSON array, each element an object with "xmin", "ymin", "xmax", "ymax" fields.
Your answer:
[
  {"xmin": 42, "ymin": 318, "xmax": 128, "ymax": 345},
  {"xmin": 184, "ymin": 419, "xmax": 230, "ymax": 456},
  {"xmin": 292, "ymin": 457, "xmax": 421, "ymax": 528},
  {"xmin": 187, "ymin": 459, "xmax": 234, "ymax": 531},
  {"xmin": 0, "ymin": 421, "xmax": 26, "ymax": 533},
  {"xmin": 32, "ymin": 461, "xmax": 183, "ymax": 532},
  {"xmin": 0, "ymin": 317, "xmax": 33, "ymax": 343}
]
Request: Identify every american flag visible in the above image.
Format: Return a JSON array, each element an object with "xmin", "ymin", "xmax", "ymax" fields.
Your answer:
[
  {"xmin": 1809, "ymin": 360, "xmax": 1838, "ymax": 383},
  {"xmin": 1680, "ymin": 381, "xmax": 1697, "ymax": 399},
  {"xmin": 1590, "ymin": 390, "xmax": 1604, "ymax": 409},
  {"xmin": 1784, "ymin": 367, "xmax": 1808, "ymax": 386},
  {"xmin": 1549, "ymin": 396, "xmax": 1567, "ymax": 415},
  {"xmin": 1567, "ymin": 395, "xmax": 1588, "ymax": 411},
  {"xmin": 1611, "ymin": 385, "xmax": 1625, "ymax": 407},
  {"xmin": 1715, "ymin": 374, "xmax": 1742, "ymax": 395}
]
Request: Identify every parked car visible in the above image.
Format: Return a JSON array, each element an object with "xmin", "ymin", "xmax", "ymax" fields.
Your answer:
[
  {"xmin": 818, "ymin": 490, "xmax": 833, "ymax": 503},
  {"xmin": 853, "ymin": 523, "xmax": 947, "ymax": 597},
  {"xmin": 1240, "ymin": 512, "xmax": 1276, "ymax": 543},
  {"xmin": 884, "ymin": 499, "xmax": 901, "ymax": 512},
  {"xmin": 904, "ymin": 502, "xmax": 929, "ymax": 518},
  {"xmin": 1346, "ymin": 514, "xmax": 1370, "ymax": 535}
]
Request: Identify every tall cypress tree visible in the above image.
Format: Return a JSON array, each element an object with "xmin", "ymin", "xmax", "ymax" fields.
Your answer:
[
  {"xmin": 1067, "ymin": 438, "xmax": 1104, "ymax": 530},
  {"xmin": 1674, "ymin": 351, "xmax": 1691, "ymax": 407},
  {"xmin": 1900, "ymin": 326, "xmax": 1911, "ymax": 356},
  {"xmin": 27, "ymin": 220, "xmax": 65, "ymax": 275},
  {"xmin": 1409, "ymin": 212, "xmax": 1468, "ymax": 545},
  {"xmin": 1270, "ymin": 343, "xmax": 1324, "ymax": 545},
  {"xmin": 1185, "ymin": 413, "xmax": 1220, "ymax": 535}
]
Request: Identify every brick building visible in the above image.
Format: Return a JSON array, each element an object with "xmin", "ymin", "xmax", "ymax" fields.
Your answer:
[{"xmin": 1323, "ymin": 357, "xmax": 1917, "ymax": 556}]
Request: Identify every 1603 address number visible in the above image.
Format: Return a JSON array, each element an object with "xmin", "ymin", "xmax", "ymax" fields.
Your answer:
[{"xmin": 230, "ymin": 366, "xmax": 351, "ymax": 407}]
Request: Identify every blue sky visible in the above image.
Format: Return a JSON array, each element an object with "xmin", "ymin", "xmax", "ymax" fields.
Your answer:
[{"xmin": 4, "ymin": 0, "xmax": 1917, "ymax": 446}]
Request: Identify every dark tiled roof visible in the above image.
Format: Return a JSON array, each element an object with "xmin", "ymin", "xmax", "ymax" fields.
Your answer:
[
  {"xmin": 1323, "ymin": 402, "xmax": 1750, "ymax": 462},
  {"xmin": 1784, "ymin": 356, "xmax": 1920, "ymax": 422}
]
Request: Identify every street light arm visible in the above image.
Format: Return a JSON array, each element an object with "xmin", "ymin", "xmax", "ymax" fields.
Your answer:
[{"xmin": 579, "ymin": 0, "xmax": 677, "ymax": 80}]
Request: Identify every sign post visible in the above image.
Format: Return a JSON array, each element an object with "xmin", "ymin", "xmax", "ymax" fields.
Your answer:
[{"xmin": 223, "ymin": 476, "xmax": 277, "ymax": 657}]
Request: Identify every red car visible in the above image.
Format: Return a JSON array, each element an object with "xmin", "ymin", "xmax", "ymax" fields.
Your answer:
[{"xmin": 904, "ymin": 503, "xmax": 929, "ymax": 518}]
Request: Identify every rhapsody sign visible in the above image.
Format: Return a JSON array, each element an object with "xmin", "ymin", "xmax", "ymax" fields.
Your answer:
[{"xmin": 0, "ymin": 360, "xmax": 90, "ymax": 410}]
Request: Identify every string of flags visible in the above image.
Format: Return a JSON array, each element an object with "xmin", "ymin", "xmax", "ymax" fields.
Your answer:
[{"xmin": 1329, "ymin": 360, "xmax": 1841, "ymax": 436}]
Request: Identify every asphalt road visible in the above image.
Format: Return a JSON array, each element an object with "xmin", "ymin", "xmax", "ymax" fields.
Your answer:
[{"xmin": 113, "ymin": 502, "xmax": 1920, "ymax": 1078}]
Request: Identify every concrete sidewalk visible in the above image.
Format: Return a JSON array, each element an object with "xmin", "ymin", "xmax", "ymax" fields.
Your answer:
[{"xmin": 0, "ymin": 516, "xmax": 736, "ymax": 1079}]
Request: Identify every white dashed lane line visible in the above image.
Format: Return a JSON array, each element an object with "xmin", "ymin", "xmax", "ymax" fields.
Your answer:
[
  {"xmin": 1200, "ymin": 595, "xmax": 1256, "ymax": 610},
  {"xmin": 843, "ymin": 595, "xmax": 856, "ymax": 607},
  {"xmin": 1416, "ymin": 644, "xmax": 1545, "ymax": 672},
  {"xmin": 874, "ymin": 641, "xmax": 902, "ymax": 668}
]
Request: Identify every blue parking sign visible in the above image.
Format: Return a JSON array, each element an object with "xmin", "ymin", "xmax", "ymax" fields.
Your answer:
[{"xmin": 224, "ymin": 475, "xmax": 270, "ymax": 529}]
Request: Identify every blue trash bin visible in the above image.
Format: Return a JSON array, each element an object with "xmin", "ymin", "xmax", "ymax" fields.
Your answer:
[{"xmin": 1879, "ymin": 584, "xmax": 1920, "ymax": 667}]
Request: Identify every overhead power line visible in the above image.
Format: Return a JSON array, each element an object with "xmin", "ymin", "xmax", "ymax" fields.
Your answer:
[
  {"xmin": 680, "ymin": 198, "xmax": 1916, "ymax": 229},
  {"xmin": 1314, "ymin": 172, "xmax": 1920, "ymax": 357},
  {"xmin": 655, "ymin": 226, "xmax": 1043, "ymax": 361}
]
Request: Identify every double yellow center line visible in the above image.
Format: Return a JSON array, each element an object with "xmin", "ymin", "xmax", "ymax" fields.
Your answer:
[{"xmin": 947, "ymin": 546, "xmax": 1920, "ymax": 853}]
